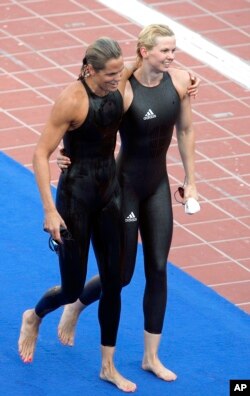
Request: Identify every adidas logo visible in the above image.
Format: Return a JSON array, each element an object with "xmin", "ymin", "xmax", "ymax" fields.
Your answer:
[
  {"xmin": 143, "ymin": 109, "xmax": 156, "ymax": 120},
  {"xmin": 125, "ymin": 212, "xmax": 137, "ymax": 222}
]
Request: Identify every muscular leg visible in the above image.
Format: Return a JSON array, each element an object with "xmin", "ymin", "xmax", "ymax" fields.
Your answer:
[
  {"xmin": 19, "ymin": 208, "xmax": 91, "ymax": 362},
  {"xmin": 58, "ymin": 185, "xmax": 140, "ymax": 346},
  {"xmin": 92, "ymin": 200, "xmax": 123, "ymax": 348},
  {"xmin": 58, "ymin": 274, "xmax": 100, "ymax": 346},
  {"xmin": 139, "ymin": 179, "xmax": 177, "ymax": 381},
  {"xmin": 37, "ymin": 236, "xmax": 89, "ymax": 317},
  {"xmin": 91, "ymin": 188, "xmax": 136, "ymax": 392}
]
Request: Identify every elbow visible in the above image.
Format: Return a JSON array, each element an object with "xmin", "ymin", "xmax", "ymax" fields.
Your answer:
[{"xmin": 32, "ymin": 146, "xmax": 50, "ymax": 170}]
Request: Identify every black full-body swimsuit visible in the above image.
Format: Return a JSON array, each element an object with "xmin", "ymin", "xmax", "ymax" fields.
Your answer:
[
  {"xmin": 79, "ymin": 72, "xmax": 181, "ymax": 334},
  {"xmin": 35, "ymin": 80, "xmax": 124, "ymax": 346}
]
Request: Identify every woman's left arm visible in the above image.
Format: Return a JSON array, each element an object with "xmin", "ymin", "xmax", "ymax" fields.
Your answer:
[{"xmin": 175, "ymin": 93, "xmax": 198, "ymax": 200}]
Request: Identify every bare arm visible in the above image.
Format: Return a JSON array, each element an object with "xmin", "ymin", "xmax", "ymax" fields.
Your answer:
[
  {"xmin": 175, "ymin": 93, "xmax": 198, "ymax": 201},
  {"xmin": 187, "ymin": 71, "xmax": 201, "ymax": 97},
  {"xmin": 118, "ymin": 60, "xmax": 139, "ymax": 94},
  {"xmin": 33, "ymin": 83, "xmax": 86, "ymax": 242},
  {"xmin": 169, "ymin": 67, "xmax": 201, "ymax": 97}
]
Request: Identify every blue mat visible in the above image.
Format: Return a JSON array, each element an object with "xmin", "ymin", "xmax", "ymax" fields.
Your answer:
[{"xmin": 0, "ymin": 151, "xmax": 249, "ymax": 396}]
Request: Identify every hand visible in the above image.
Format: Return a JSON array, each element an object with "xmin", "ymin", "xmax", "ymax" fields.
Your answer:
[
  {"xmin": 187, "ymin": 73, "xmax": 201, "ymax": 98},
  {"xmin": 43, "ymin": 209, "xmax": 67, "ymax": 244},
  {"xmin": 57, "ymin": 148, "xmax": 71, "ymax": 170},
  {"xmin": 184, "ymin": 183, "xmax": 199, "ymax": 202}
]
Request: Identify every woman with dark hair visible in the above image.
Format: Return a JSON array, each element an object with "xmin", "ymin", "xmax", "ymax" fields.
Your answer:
[{"xmin": 18, "ymin": 37, "xmax": 137, "ymax": 392}]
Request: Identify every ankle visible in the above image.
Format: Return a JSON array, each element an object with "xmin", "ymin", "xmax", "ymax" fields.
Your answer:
[
  {"xmin": 71, "ymin": 299, "xmax": 85, "ymax": 313},
  {"xmin": 143, "ymin": 351, "xmax": 159, "ymax": 364},
  {"xmin": 101, "ymin": 360, "xmax": 116, "ymax": 377},
  {"xmin": 101, "ymin": 345, "xmax": 116, "ymax": 370},
  {"xmin": 26, "ymin": 309, "xmax": 41, "ymax": 323}
]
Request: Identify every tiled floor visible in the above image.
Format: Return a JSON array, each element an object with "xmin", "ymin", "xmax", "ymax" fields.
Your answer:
[{"xmin": 1, "ymin": 0, "xmax": 249, "ymax": 313}]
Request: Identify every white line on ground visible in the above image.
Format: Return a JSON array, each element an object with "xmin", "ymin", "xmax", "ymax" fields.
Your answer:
[{"xmin": 97, "ymin": 0, "xmax": 250, "ymax": 90}]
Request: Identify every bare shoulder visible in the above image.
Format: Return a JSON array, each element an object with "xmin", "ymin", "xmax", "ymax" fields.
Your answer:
[
  {"xmin": 168, "ymin": 67, "xmax": 190, "ymax": 83},
  {"xmin": 168, "ymin": 68, "xmax": 191, "ymax": 98},
  {"xmin": 56, "ymin": 81, "xmax": 87, "ymax": 109},
  {"xmin": 52, "ymin": 80, "xmax": 88, "ymax": 127}
]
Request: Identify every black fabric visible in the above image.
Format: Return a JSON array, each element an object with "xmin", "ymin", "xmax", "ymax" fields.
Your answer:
[
  {"xmin": 35, "ymin": 84, "xmax": 124, "ymax": 347},
  {"xmin": 63, "ymin": 80, "xmax": 123, "ymax": 159},
  {"xmin": 80, "ymin": 72, "xmax": 181, "ymax": 334}
]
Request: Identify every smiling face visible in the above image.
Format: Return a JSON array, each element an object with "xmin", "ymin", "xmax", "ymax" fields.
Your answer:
[
  {"xmin": 88, "ymin": 56, "xmax": 124, "ymax": 96},
  {"xmin": 142, "ymin": 35, "xmax": 176, "ymax": 72}
]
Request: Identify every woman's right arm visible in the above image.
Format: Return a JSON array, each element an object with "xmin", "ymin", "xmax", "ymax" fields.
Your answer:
[{"xmin": 33, "ymin": 84, "xmax": 83, "ymax": 242}]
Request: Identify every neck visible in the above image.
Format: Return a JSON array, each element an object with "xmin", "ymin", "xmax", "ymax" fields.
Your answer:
[
  {"xmin": 85, "ymin": 77, "xmax": 109, "ymax": 97},
  {"xmin": 134, "ymin": 65, "xmax": 163, "ymax": 87}
]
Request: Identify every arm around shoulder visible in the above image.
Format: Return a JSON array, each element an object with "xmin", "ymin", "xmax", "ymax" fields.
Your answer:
[
  {"xmin": 119, "ymin": 60, "xmax": 140, "ymax": 93},
  {"xmin": 169, "ymin": 67, "xmax": 200, "ymax": 98}
]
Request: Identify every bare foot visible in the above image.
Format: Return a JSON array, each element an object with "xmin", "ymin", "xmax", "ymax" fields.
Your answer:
[
  {"xmin": 58, "ymin": 300, "xmax": 85, "ymax": 346},
  {"xmin": 18, "ymin": 309, "xmax": 41, "ymax": 363},
  {"xmin": 100, "ymin": 366, "xmax": 137, "ymax": 393},
  {"xmin": 142, "ymin": 356, "xmax": 177, "ymax": 381}
]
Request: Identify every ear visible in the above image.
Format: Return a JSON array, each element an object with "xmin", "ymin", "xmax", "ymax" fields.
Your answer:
[
  {"xmin": 88, "ymin": 64, "xmax": 95, "ymax": 76},
  {"xmin": 140, "ymin": 46, "xmax": 148, "ymax": 59}
]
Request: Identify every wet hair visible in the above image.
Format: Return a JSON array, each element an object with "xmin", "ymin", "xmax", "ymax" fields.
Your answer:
[
  {"xmin": 78, "ymin": 37, "xmax": 122, "ymax": 81},
  {"xmin": 136, "ymin": 24, "xmax": 175, "ymax": 59}
]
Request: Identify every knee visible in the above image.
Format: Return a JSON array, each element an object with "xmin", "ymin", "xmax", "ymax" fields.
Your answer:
[
  {"xmin": 146, "ymin": 263, "xmax": 167, "ymax": 284},
  {"xmin": 62, "ymin": 286, "xmax": 82, "ymax": 304},
  {"xmin": 155, "ymin": 264, "xmax": 167, "ymax": 277},
  {"xmin": 65, "ymin": 294, "xmax": 79, "ymax": 304},
  {"xmin": 104, "ymin": 280, "xmax": 122, "ymax": 295}
]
